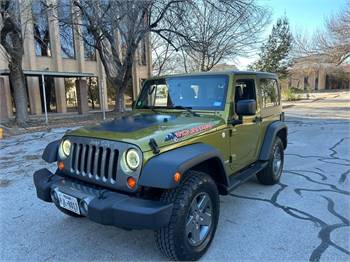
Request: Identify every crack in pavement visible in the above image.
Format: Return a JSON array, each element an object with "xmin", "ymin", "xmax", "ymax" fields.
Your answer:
[
  {"xmin": 329, "ymin": 137, "xmax": 350, "ymax": 159},
  {"xmin": 230, "ymin": 182, "xmax": 350, "ymax": 262},
  {"xmin": 286, "ymin": 170, "xmax": 350, "ymax": 196},
  {"xmin": 339, "ymin": 170, "xmax": 350, "ymax": 184},
  {"xmin": 286, "ymin": 153, "xmax": 350, "ymax": 166}
]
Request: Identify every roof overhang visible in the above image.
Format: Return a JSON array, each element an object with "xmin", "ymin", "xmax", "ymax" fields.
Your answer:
[{"xmin": 0, "ymin": 69, "xmax": 95, "ymax": 78}]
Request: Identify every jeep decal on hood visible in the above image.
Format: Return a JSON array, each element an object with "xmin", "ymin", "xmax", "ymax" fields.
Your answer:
[{"xmin": 164, "ymin": 124, "xmax": 214, "ymax": 142}]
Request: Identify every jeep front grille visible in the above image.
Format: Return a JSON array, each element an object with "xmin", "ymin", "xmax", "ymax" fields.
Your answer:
[
  {"xmin": 70, "ymin": 143, "xmax": 119, "ymax": 183},
  {"xmin": 62, "ymin": 136, "xmax": 142, "ymax": 191}
]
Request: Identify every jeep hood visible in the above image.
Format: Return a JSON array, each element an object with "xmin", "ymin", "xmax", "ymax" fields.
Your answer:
[{"xmin": 66, "ymin": 112, "xmax": 225, "ymax": 152}]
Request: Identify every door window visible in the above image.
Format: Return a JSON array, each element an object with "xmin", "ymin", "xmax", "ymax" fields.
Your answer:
[
  {"xmin": 234, "ymin": 79, "xmax": 256, "ymax": 112},
  {"xmin": 260, "ymin": 79, "xmax": 280, "ymax": 108}
]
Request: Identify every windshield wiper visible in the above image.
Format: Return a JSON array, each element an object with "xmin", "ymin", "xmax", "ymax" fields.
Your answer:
[{"xmin": 172, "ymin": 106, "xmax": 200, "ymax": 117}]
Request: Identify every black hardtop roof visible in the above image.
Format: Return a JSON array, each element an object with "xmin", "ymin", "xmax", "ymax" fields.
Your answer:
[{"xmin": 149, "ymin": 70, "xmax": 278, "ymax": 80}]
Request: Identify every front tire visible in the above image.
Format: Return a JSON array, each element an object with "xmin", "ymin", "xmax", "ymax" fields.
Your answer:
[
  {"xmin": 257, "ymin": 136, "xmax": 284, "ymax": 185},
  {"xmin": 155, "ymin": 171, "xmax": 220, "ymax": 261}
]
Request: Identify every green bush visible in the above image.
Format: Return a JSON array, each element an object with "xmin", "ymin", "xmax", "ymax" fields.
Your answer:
[
  {"xmin": 282, "ymin": 88, "xmax": 302, "ymax": 101},
  {"xmin": 289, "ymin": 87, "xmax": 304, "ymax": 94}
]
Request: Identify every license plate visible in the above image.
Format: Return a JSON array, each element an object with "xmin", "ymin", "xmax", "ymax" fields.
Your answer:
[{"xmin": 56, "ymin": 191, "xmax": 80, "ymax": 215}]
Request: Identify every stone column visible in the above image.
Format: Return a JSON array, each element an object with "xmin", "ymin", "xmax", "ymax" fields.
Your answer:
[
  {"xmin": 146, "ymin": 32, "xmax": 152, "ymax": 77},
  {"xmin": 21, "ymin": 2, "xmax": 43, "ymax": 115},
  {"xmin": 48, "ymin": 2, "xmax": 67, "ymax": 113},
  {"xmin": 3, "ymin": 77, "xmax": 13, "ymax": 118},
  {"xmin": 318, "ymin": 67, "xmax": 326, "ymax": 90},
  {"xmin": 54, "ymin": 78, "xmax": 67, "ymax": 113},
  {"xmin": 0, "ymin": 77, "xmax": 11, "ymax": 122},
  {"xmin": 27, "ymin": 77, "xmax": 42, "ymax": 115},
  {"xmin": 76, "ymin": 79, "xmax": 89, "ymax": 114},
  {"xmin": 73, "ymin": 8, "xmax": 85, "ymax": 73},
  {"xmin": 309, "ymin": 71, "xmax": 316, "ymax": 90}
]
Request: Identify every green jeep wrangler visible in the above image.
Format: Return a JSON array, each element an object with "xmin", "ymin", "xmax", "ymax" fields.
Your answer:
[{"xmin": 34, "ymin": 71, "xmax": 287, "ymax": 260}]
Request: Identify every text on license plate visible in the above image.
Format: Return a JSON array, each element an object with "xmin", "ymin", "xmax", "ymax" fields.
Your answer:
[{"xmin": 56, "ymin": 191, "xmax": 80, "ymax": 215}]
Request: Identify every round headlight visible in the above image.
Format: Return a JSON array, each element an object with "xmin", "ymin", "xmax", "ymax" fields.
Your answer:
[
  {"xmin": 61, "ymin": 139, "xmax": 71, "ymax": 156},
  {"xmin": 125, "ymin": 149, "xmax": 140, "ymax": 170}
]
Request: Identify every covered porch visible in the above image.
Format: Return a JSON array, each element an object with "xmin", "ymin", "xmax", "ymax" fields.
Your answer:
[{"xmin": 0, "ymin": 70, "xmax": 107, "ymax": 124}]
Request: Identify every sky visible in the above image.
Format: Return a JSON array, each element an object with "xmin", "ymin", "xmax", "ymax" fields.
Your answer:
[{"xmin": 234, "ymin": 0, "xmax": 348, "ymax": 69}]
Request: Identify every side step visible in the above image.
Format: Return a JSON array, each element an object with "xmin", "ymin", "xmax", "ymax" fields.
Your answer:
[{"xmin": 227, "ymin": 161, "xmax": 268, "ymax": 192}]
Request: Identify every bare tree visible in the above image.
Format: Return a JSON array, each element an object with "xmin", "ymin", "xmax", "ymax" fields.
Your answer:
[
  {"xmin": 151, "ymin": 31, "xmax": 193, "ymax": 75},
  {"xmin": 0, "ymin": 0, "xmax": 31, "ymax": 126},
  {"xmin": 168, "ymin": 0, "xmax": 270, "ymax": 72},
  {"xmin": 293, "ymin": 1, "xmax": 350, "ymax": 65},
  {"xmin": 151, "ymin": 32, "xmax": 177, "ymax": 76},
  {"xmin": 49, "ymin": 0, "xmax": 190, "ymax": 112},
  {"xmin": 152, "ymin": 0, "xmax": 270, "ymax": 74}
]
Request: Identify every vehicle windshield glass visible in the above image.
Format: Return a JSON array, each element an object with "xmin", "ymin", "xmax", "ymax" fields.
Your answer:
[{"xmin": 135, "ymin": 75, "xmax": 228, "ymax": 111}]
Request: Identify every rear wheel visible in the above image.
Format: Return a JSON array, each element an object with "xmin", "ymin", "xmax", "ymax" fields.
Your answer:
[
  {"xmin": 257, "ymin": 136, "xmax": 284, "ymax": 185},
  {"xmin": 155, "ymin": 171, "xmax": 219, "ymax": 261}
]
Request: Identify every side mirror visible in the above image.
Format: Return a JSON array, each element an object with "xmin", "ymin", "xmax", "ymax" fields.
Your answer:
[{"xmin": 236, "ymin": 99, "xmax": 256, "ymax": 116}]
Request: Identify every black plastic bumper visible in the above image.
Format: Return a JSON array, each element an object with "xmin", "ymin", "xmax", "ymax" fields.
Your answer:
[{"xmin": 33, "ymin": 168, "xmax": 173, "ymax": 230}]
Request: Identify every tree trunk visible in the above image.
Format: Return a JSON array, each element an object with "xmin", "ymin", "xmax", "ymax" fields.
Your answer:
[
  {"xmin": 114, "ymin": 63, "xmax": 133, "ymax": 113},
  {"xmin": 115, "ymin": 90, "xmax": 125, "ymax": 113},
  {"xmin": 1, "ymin": 3, "xmax": 28, "ymax": 126},
  {"xmin": 9, "ymin": 62, "xmax": 28, "ymax": 126}
]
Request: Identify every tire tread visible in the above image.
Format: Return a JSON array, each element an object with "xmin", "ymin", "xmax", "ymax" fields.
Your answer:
[{"xmin": 155, "ymin": 171, "xmax": 218, "ymax": 260}]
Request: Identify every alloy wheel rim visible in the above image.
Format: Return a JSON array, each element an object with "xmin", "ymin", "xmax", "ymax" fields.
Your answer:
[
  {"xmin": 186, "ymin": 192, "xmax": 213, "ymax": 247},
  {"xmin": 273, "ymin": 145, "xmax": 282, "ymax": 176}
]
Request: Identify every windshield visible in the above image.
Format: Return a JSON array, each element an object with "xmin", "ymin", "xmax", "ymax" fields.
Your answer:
[{"xmin": 135, "ymin": 75, "xmax": 228, "ymax": 111}]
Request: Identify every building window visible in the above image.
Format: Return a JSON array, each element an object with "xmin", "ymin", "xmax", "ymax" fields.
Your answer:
[
  {"xmin": 82, "ymin": 28, "xmax": 96, "ymax": 60},
  {"xmin": 259, "ymin": 78, "xmax": 280, "ymax": 108},
  {"xmin": 81, "ymin": 14, "xmax": 96, "ymax": 61},
  {"xmin": 141, "ymin": 38, "xmax": 147, "ymax": 66},
  {"xmin": 304, "ymin": 76, "xmax": 309, "ymax": 90},
  {"xmin": 32, "ymin": 1, "xmax": 51, "ymax": 57},
  {"xmin": 58, "ymin": 0, "xmax": 75, "ymax": 59},
  {"xmin": 315, "ymin": 77, "xmax": 319, "ymax": 90}
]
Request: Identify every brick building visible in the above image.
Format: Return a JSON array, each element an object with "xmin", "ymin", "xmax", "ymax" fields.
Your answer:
[
  {"xmin": 0, "ymin": 1, "xmax": 152, "ymax": 122},
  {"xmin": 288, "ymin": 55, "xmax": 350, "ymax": 91}
]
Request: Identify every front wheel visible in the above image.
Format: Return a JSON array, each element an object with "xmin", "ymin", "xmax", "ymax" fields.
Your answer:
[
  {"xmin": 257, "ymin": 136, "xmax": 284, "ymax": 185},
  {"xmin": 155, "ymin": 171, "xmax": 220, "ymax": 261}
]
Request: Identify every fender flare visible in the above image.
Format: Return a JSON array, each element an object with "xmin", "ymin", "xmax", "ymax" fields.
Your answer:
[
  {"xmin": 42, "ymin": 140, "xmax": 60, "ymax": 163},
  {"xmin": 138, "ymin": 143, "xmax": 229, "ymax": 189},
  {"xmin": 259, "ymin": 121, "xmax": 288, "ymax": 161}
]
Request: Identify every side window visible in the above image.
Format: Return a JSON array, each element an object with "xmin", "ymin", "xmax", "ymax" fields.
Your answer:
[
  {"xmin": 234, "ymin": 79, "xmax": 256, "ymax": 103},
  {"xmin": 154, "ymin": 85, "xmax": 168, "ymax": 106},
  {"xmin": 260, "ymin": 79, "xmax": 280, "ymax": 108}
]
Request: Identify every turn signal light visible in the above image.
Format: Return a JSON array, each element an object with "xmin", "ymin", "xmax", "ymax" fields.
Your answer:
[
  {"xmin": 173, "ymin": 172, "xmax": 182, "ymax": 183},
  {"xmin": 58, "ymin": 161, "xmax": 65, "ymax": 170},
  {"xmin": 127, "ymin": 177, "xmax": 137, "ymax": 189}
]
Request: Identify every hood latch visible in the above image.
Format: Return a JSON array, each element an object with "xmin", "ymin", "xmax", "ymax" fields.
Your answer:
[{"xmin": 149, "ymin": 138, "xmax": 160, "ymax": 154}]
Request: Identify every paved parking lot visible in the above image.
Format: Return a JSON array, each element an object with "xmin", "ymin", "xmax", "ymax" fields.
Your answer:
[{"xmin": 1, "ymin": 92, "xmax": 349, "ymax": 261}]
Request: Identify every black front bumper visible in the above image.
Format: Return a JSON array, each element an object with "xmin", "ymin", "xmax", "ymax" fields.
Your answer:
[{"xmin": 33, "ymin": 169, "xmax": 173, "ymax": 230}]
